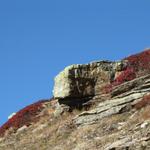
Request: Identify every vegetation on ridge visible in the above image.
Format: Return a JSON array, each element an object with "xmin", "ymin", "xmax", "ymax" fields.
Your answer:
[
  {"xmin": 0, "ymin": 49, "xmax": 150, "ymax": 144},
  {"xmin": 0, "ymin": 99, "xmax": 49, "ymax": 137},
  {"xmin": 103, "ymin": 49, "xmax": 150, "ymax": 93}
]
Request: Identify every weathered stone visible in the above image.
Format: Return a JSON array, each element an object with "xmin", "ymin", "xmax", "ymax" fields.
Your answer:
[
  {"xmin": 105, "ymin": 137, "xmax": 134, "ymax": 150},
  {"xmin": 114, "ymin": 60, "xmax": 128, "ymax": 71},
  {"xmin": 54, "ymin": 102, "xmax": 70, "ymax": 117},
  {"xmin": 111, "ymin": 74, "xmax": 150, "ymax": 98},
  {"xmin": 17, "ymin": 125, "xmax": 27, "ymax": 133},
  {"xmin": 73, "ymin": 75, "xmax": 150, "ymax": 126},
  {"xmin": 141, "ymin": 121, "xmax": 149, "ymax": 128},
  {"xmin": 53, "ymin": 61, "xmax": 126, "ymax": 99}
]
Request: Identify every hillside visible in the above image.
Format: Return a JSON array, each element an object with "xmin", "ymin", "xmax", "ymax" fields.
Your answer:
[{"xmin": 0, "ymin": 49, "xmax": 150, "ymax": 150}]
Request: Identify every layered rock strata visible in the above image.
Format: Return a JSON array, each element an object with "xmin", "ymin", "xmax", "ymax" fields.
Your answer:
[{"xmin": 74, "ymin": 74, "xmax": 150, "ymax": 126}]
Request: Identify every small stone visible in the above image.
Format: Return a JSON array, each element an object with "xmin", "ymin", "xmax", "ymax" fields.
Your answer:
[
  {"xmin": 141, "ymin": 122, "xmax": 149, "ymax": 128},
  {"xmin": 17, "ymin": 125, "xmax": 27, "ymax": 133},
  {"xmin": 141, "ymin": 141, "xmax": 148, "ymax": 147},
  {"xmin": 32, "ymin": 124, "xmax": 47, "ymax": 133}
]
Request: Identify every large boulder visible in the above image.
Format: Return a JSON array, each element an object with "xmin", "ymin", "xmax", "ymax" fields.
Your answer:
[{"xmin": 53, "ymin": 61, "xmax": 127, "ymax": 99}]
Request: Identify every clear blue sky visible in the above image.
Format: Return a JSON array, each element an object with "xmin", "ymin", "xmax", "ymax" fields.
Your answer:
[{"xmin": 0, "ymin": 0, "xmax": 150, "ymax": 125}]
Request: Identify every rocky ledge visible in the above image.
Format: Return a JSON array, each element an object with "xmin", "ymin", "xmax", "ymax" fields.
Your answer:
[
  {"xmin": 74, "ymin": 74, "xmax": 150, "ymax": 126},
  {"xmin": 53, "ymin": 60, "xmax": 127, "ymax": 98},
  {"xmin": 0, "ymin": 49, "xmax": 150, "ymax": 150}
]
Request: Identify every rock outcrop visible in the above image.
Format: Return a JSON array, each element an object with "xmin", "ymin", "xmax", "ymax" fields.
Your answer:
[
  {"xmin": 0, "ymin": 49, "xmax": 150, "ymax": 150},
  {"xmin": 74, "ymin": 74, "xmax": 150, "ymax": 126},
  {"xmin": 53, "ymin": 61, "xmax": 127, "ymax": 99},
  {"xmin": 53, "ymin": 60, "xmax": 129, "ymax": 114}
]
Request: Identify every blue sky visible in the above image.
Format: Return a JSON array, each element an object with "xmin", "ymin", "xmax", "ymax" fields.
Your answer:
[{"xmin": 0, "ymin": 0, "xmax": 150, "ymax": 125}]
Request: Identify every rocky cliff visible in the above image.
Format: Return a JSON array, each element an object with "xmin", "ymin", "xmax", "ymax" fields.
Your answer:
[{"xmin": 0, "ymin": 49, "xmax": 150, "ymax": 150}]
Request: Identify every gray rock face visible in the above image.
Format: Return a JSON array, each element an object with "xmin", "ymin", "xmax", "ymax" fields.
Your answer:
[
  {"xmin": 73, "ymin": 75, "xmax": 150, "ymax": 126},
  {"xmin": 53, "ymin": 61, "xmax": 126, "ymax": 99}
]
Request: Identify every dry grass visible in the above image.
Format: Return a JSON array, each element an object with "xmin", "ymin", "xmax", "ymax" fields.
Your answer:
[{"xmin": 0, "ymin": 103, "xmax": 150, "ymax": 150}]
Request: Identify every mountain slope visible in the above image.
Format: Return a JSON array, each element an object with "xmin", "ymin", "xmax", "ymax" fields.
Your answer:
[{"xmin": 0, "ymin": 49, "xmax": 150, "ymax": 150}]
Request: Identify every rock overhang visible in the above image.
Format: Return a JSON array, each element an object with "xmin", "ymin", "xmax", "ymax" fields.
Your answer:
[{"xmin": 53, "ymin": 60, "xmax": 127, "ymax": 99}]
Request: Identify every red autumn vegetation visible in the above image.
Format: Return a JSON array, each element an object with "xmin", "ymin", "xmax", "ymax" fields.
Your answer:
[
  {"xmin": 103, "ymin": 68, "xmax": 136, "ymax": 94},
  {"xmin": 0, "ymin": 99, "xmax": 49, "ymax": 137},
  {"xmin": 134, "ymin": 95, "xmax": 150, "ymax": 109},
  {"xmin": 134, "ymin": 94, "xmax": 150, "ymax": 110},
  {"xmin": 114, "ymin": 68, "xmax": 136, "ymax": 85},
  {"xmin": 103, "ymin": 49, "xmax": 150, "ymax": 94},
  {"xmin": 125, "ymin": 49, "xmax": 150, "ymax": 76}
]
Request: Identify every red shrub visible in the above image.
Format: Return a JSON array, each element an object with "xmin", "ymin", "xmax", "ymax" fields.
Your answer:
[
  {"xmin": 134, "ymin": 94, "xmax": 150, "ymax": 109},
  {"xmin": 114, "ymin": 68, "xmax": 136, "ymax": 85},
  {"xmin": 0, "ymin": 99, "xmax": 49, "ymax": 137},
  {"xmin": 103, "ymin": 68, "xmax": 136, "ymax": 94},
  {"xmin": 125, "ymin": 49, "xmax": 150, "ymax": 76},
  {"xmin": 103, "ymin": 49, "xmax": 150, "ymax": 94},
  {"xmin": 103, "ymin": 84, "xmax": 113, "ymax": 94}
]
